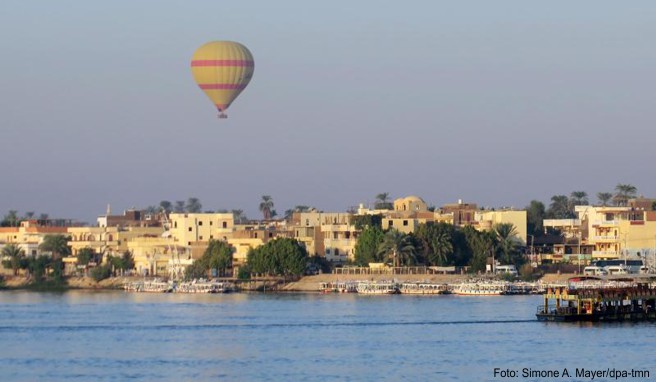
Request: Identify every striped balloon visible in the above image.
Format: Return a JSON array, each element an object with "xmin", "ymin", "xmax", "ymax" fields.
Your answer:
[{"xmin": 191, "ymin": 41, "xmax": 254, "ymax": 118}]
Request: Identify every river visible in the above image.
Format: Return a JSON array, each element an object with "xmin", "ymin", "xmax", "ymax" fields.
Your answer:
[{"xmin": 0, "ymin": 291, "xmax": 654, "ymax": 381}]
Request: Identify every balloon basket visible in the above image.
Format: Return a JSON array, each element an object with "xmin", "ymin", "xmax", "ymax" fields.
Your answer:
[{"xmin": 218, "ymin": 113, "xmax": 228, "ymax": 119}]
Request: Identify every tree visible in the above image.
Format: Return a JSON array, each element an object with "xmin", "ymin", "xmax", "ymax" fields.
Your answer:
[
  {"xmin": 350, "ymin": 214, "xmax": 383, "ymax": 230},
  {"xmin": 232, "ymin": 209, "xmax": 247, "ymax": 224},
  {"xmin": 144, "ymin": 205, "xmax": 159, "ymax": 215},
  {"xmin": 415, "ymin": 222, "xmax": 454, "ymax": 266},
  {"xmin": 374, "ymin": 193, "xmax": 393, "ymax": 210},
  {"xmin": 77, "ymin": 248, "xmax": 95, "ymax": 266},
  {"xmin": 247, "ymin": 238, "xmax": 308, "ymax": 277},
  {"xmin": 159, "ymin": 200, "xmax": 173, "ymax": 214},
  {"xmin": 613, "ymin": 184, "xmax": 637, "ymax": 206},
  {"xmin": 465, "ymin": 229, "xmax": 495, "ymax": 273},
  {"xmin": 38, "ymin": 213, "xmax": 49, "ymax": 225},
  {"xmin": 1, "ymin": 244, "xmax": 26, "ymax": 275},
  {"xmin": 205, "ymin": 240, "xmax": 233, "ymax": 277},
  {"xmin": 1, "ymin": 210, "xmax": 20, "ymax": 227},
  {"xmin": 284, "ymin": 205, "xmax": 312, "ymax": 220},
  {"xmin": 25, "ymin": 211, "xmax": 35, "ymax": 219},
  {"xmin": 259, "ymin": 195, "xmax": 275, "ymax": 220},
  {"xmin": 353, "ymin": 226, "xmax": 385, "ymax": 265},
  {"xmin": 547, "ymin": 195, "xmax": 573, "ymax": 219},
  {"xmin": 525, "ymin": 200, "xmax": 546, "ymax": 237},
  {"xmin": 596, "ymin": 192, "xmax": 613, "ymax": 206},
  {"xmin": 569, "ymin": 191, "xmax": 588, "ymax": 210},
  {"xmin": 493, "ymin": 223, "xmax": 522, "ymax": 266},
  {"xmin": 377, "ymin": 229, "xmax": 417, "ymax": 267},
  {"xmin": 39, "ymin": 235, "xmax": 71, "ymax": 260},
  {"xmin": 174, "ymin": 200, "xmax": 185, "ymax": 213},
  {"xmin": 186, "ymin": 197, "xmax": 202, "ymax": 213}
]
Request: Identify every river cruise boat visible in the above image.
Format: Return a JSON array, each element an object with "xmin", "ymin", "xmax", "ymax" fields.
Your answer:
[
  {"xmin": 320, "ymin": 281, "xmax": 358, "ymax": 293},
  {"xmin": 124, "ymin": 279, "xmax": 173, "ymax": 293},
  {"xmin": 356, "ymin": 281, "xmax": 399, "ymax": 294},
  {"xmin": 398, "ymin": 282, "xmax": 449, "ymax": 295},
  {"xmin": 175, "ymin": 280, "xmax": 233, "ymax": 293},
  {"xmin": 536, "ymin": 276, "xmax": 656, "ymax": 322},
  {"xmin": 452, "ymin": 281, "xmax": 509, "ymax": 296}
]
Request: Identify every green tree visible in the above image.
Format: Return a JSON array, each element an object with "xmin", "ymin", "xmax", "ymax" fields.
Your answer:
[
  {"xmin": 525, "ymin": 200, "xmax": 546, "ymax": 237},
  {"xmin": 39, "ymin": 235, "xmax": 71, "ymax": 260},
  {"xmin": 377, "ymin": 229, "xmax": 417, "ymax": 267},
  {"xmin": 247, "ymin": 238, "xmax": 308, "ymax": 277},
  {"xmin": 259, "ymin": 195, "xmax": 275, "ymax": 220},
  {"xmin": 206, "ymin": 240, "xmax": 233, "ymax": 277},
  {"xmin": 159, "ymin": 200, "xmax": 173, "ymax": 214},
  {"xmin": 415, "ymin": 222, "xmax": 454, "ymax": 266},
  {"xmin": 1, "ymin": 244, "xmax": 26, "ymax": 276},
  {"xmin": 77, "ymin": 248, "xmax": 95, "ymax": 266},
  {"xmin": 283, "ymin": 205, "xmax": 313, "ymax": 220},
  {"xmin": 596, "ymin": 192, "xmax": 613, "ymax": 206},
  {"xmin": 353, "ymin": 226, "xmax": 385, "ymax": 265},
  {"xmin": 1, "ymin": 210, "xmax": 20, "ymax": 227},
  {"xmin": 232, "ymin": 209, "xmax": 247, "ymax": 224},
  {"xmin": 493, "ymin": 223, "xmax": 522, "ymax": 266},
  {"xmin": 569, "ymin": 191, "xmax": 588, "ymax": 210},
  {"xmin": 466, "ymin": 229, "xmax": 495, "ymax": 273},
  {"xmin": 374, "ymin": 193, "xmax": 393, "ymax": 210},
  {"xmin": 186, "ymin": 197, "xmax": 202, "ymax": 213},
  {"xmin": 350, "ymin": 214, "xmax": 383, "ymax": 230},
  {"xmin": 174, "ymin": 200, "xmax": 185, "ymax": 213},
  {"xmin": 613, "ymin": 183, "xmax": 637, "ymax": 206},
  {"xmin": 547, "ymin": 195, "xmax": 573, "ymax": 219},
  {"xmin": 90, "ymin": 264, "xmax": 112, "ymax": 282}
]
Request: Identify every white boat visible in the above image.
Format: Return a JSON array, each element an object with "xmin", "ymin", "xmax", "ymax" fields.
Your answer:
[
  {"xmin": 175, "ymin": 280, "xmax": 233, "ymax": 293},
  {"xmin": 398, "ymin": 282, "xmax": 449, "ymax": 295},
  {"xmin": 320, "ymin": 281, "xmax": 358, "ymax": 293},
  {"xmin": 356, "ymin": 281, "xmax": 399, "ymax": 295},
  {"xmin": 453, "ymin": 282, "xmax": 508, "ymax": 296}
]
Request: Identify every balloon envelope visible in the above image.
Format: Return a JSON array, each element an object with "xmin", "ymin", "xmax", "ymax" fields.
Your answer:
[{"xmin": 191, "ymin": 41, "xmax": 254, "ymax": 115}]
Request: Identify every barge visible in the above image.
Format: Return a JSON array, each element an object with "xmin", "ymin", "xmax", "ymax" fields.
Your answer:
[{"xmin": 536, "ymin": 277, "xmax": 656, "ymax": 322}]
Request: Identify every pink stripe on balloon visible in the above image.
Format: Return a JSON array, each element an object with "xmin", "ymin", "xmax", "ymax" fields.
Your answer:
[
  {"xmin": 191, "ymin": 60, "xmax": 254, "ymax": 67},
  {"xmin": 199, "ymin": 84, "xmax": 247, "ymax": 90}
]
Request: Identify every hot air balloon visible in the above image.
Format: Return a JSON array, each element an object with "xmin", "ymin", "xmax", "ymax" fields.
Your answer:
[{"xmin": 191, "ymin": 41, "xmax": 254, "ymax": 119}]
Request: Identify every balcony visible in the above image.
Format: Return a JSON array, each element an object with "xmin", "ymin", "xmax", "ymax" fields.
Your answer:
[
  {"xmin": 592, "ymin": 250, "xmax": 619, "ymax": 258},
  {"xmin": 592, "ymin": 236, "xmax": 619, "ymax": 242},
  {"xmin": 592, "ymin": 220, "xmax": 620, "ymax": 227}
]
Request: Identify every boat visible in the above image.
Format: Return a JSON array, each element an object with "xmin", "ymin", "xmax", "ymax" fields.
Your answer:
[
  {"xmin": 452, "ymin": 281, "xmax": 508, "ymax": 296},
  {"xmin": 398, "ymin": 282, "xmax": 449, "ymax": 295},
  {"xmin": 175, "ymin": 280, "xmax": 233, "ymax": 293},
  {"xmin": 320, "ymin": 281, "xmax": 357, "ymax": 293},
  {"xmin": 356, "ymin": 280, "xmax": 399, "ymax": 295},
  {"xmin": 536, "ymin": 276, "xmax": 656, "ymax": 322}
]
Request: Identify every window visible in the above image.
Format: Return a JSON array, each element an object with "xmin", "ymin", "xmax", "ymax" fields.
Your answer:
[
  {"xmin": 254, "ymin": 233, "xmax": 258, "ymax": 238},
  {"xmin": 210, "ymin": 221, "xmax": 213, "ymax": 226},
  {"xmin": 326, "ymin": 248, "xmax": 331, "ymax": 255},
  {"xmin": 198, "ymin": 221, "xmax": 203, "ymax": 226},
  {"xmin": 222, "ymin": 222, "xmax": 227, "ymax": 228},
  {"xmin": 388, "ymin": 221, "xmax": 393, "ymax": 227},
  {"xmin": 333, "ymin": 232, "xmax": 338, "ymax": 239},
  {"xmin": 188, "ymin": 227, "xmax": 192, "ymax": 232},
  {"xmin": 403, "ymin": 220, "xmax": 408, "ymax": 226},
  {"xmin": 174, "ymin": 222, "xmax": 177, "ymax": 228},
  {"xmin": 199, "ymin": 236, "xmax": 203, "ymax": 240},
  {"xmin": 334, "ymin": 248, "xmax": 340, "ymax": 257},
  {"xmin": 210, "ymin": 235, "xmax": 214, "ymax": 239}
]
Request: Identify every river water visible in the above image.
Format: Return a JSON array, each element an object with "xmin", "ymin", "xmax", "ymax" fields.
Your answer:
[{"xmin": 0, "ymin": 291, "xmax": 654, "ymax": 381}]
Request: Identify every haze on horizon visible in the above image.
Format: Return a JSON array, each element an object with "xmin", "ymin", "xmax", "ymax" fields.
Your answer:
[{"xmin": 1, "ymin": 1, "xmax": 654, "ymax": 224}]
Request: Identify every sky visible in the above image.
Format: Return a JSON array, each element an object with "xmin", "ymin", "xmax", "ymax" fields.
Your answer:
[{"xmin": 1, "ymin": 1, "xmax": 655, "ymax": 223}]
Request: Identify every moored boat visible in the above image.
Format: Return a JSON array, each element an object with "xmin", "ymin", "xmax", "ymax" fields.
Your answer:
[
  {"xmin": 356, "ymin": 281, "xmax": 399, "ymax": 295},
  {"xmin": 452, "ymin": 281, "xmax": 508, "ymax": 296},
  {"xmin": 399, "ymin": 282, "xmax": 449, "ymax": 295}
]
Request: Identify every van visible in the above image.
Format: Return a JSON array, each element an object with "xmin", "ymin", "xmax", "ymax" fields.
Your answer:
[
  {"xmin": 605, "ymin": 265, "xmax": 628, "ymax": 275},
  {"xmin": 583, "ymin": 266, "xmax": 607, "ymax": 276},
  {"xmin": 495, "ymin": 265, "xmax": 518, "ymax": 277}
]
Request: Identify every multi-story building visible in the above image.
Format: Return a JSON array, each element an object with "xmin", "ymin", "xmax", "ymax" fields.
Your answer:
[{"xmin": 0, "ymin": 220, "xmax": 68, "ymax": 257}]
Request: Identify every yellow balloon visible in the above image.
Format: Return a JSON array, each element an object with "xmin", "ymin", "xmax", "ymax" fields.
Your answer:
[{"xmin": 191, "ymin": 41, "xmax": 254, "ymax": 118}]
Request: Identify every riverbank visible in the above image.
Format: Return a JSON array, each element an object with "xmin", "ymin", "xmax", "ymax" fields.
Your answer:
[{"xmin": 2, "ymin": 272, "xmax": 579, "ymax": 292}]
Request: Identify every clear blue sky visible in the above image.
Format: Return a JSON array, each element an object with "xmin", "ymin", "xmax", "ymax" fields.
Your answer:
[{"xmin": 1, "ymin": 1, "xmax": 655, "ymax": 223}]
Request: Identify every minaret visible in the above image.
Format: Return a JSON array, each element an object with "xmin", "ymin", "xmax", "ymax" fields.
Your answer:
[{"xmin": 106, "ymin": 204, "xmax": 111, "ymax": 216}]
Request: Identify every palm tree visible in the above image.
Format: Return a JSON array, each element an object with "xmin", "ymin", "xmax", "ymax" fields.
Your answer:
[
  {"xmin": 232, "ymin": 209, "xmax": 246, "ymax": 224},
  {"xmin": 493, "ymin": 223, "xmax": 519, "ymax": 265},
  {"xmin": 374, "ymin": 193, "xmax": 392, "ymax": 210},
  {"xmin": 39, "ymin": 234, "xmax": 71, "ymax": 260},
  {"xmin": 1, "ymin": 210, "xmax": 19, "ymax": 227},
  {"xmin": 159, "ymin": 200, "xmax": 172, "ymax": 214},
  {"xmin": 377, "ymin": 229, "xmax": 417, "ymax": 268},
  {"xmin": 25, "ymin": 211, "xmax": 35, "ymax": 219},
  {"xmin": 1, "ymin": 244, "xmax": 25, "ymax": 275},
  {"xmin": 596, "ymin": 192, "xmax": 613, "ymax": 206},
  {"xmin": 613, "ymin": 184, "xmax": 637, "ymax": 206},
  {"xmin": 547, "ymin": 195, "xmax": 573, "ymax": 219},
  {"xmin": 569, "ymin": 191, "xmax": 588, "ymax": 207},
  {"xmin": 430, "ymin": 230, "xmax": 453, "ymax": 266},
  {"xmin": 259, "ymin": 195, "xmax": 275, "ymax": 220},
  {"xmin": 174, "ymin": 200, "xmax": 185, "ymax": 213}
]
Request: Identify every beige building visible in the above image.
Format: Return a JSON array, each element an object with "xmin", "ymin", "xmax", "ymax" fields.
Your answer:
[
  {"xmin": 393, "ymin": 195, "xmax": 428, "ymax": 213},
  {"xmin": 169, "ymin": 213, "xmax": 235, "ymax": 246},
  {"xmin": 0, "ymin": 220, "xmax": 68, "ymax": 257},
  {"xmin": 475, "ymin": 209, "xmax": 527, "ymax": 245}
]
